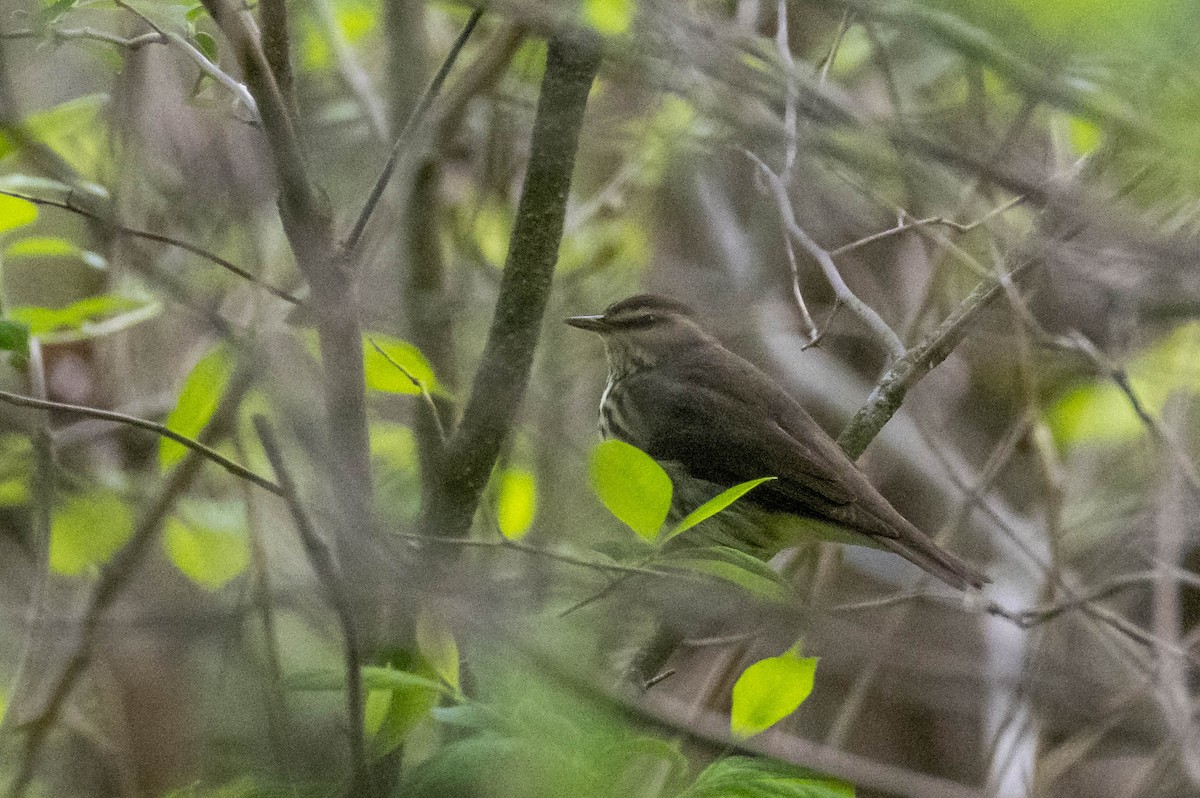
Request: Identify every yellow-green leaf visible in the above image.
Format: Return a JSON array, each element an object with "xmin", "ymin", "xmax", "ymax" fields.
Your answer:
[
  {"xmin": 657, "ymin": 546, "xmax": 790, "ymax": 602},
  {"xmin": 161, "ymin": 346, "xmax": 233, "ymax": 469},
  {"xmin": 473, "ymin": 200, "xmax": 511, "ymax": 268},
  {"xmin": 667, "ymin": 477, "xmax": 775, "ymax": 540},
  {"xmin": 11, "ymin": 294, "xmax": 159, "ymax": 342},
  {"xmin": 730, "ymin": 646, "xmax": 817, "ymax": 739},
  {"xmin": 496, "ymin": 467, "xmax": 537, "ymax": 540},
  {"xmin": 584, "ymin": 0, "xmax": 634, "ymax": 35},
  {"xmin": 589, "ymin": 439, "xmax": 672, "ymax": 541},
  {"xmin": 162, "ymin": 502, "xmax": 249, "ymax": 590},
  {"xmin": 50, "ymin": 492, "xmax": 133, "ymax": 575},
  {"xmin": 363, "ymin": 334, "xmax": 440, "ymax": 396},
  {"xmin": 0, "ymin": 195, "xmax": 39, "ymax": 234},
  {"xmin": 416, "ymin": 609, "xmax": 460, "ymax": 691}
]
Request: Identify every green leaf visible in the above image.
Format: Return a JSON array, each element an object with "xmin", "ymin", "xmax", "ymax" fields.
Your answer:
[
  {"xmin": 161, "ymin": 345, "xmax": 233, "ymax": 470},
  {"xmin": 10, "ymin": 294, "xmax": 160, "ymax": 343},
  {"xmin": 5, "ymin": 236, "xmax": 107, "ymax": 269},
  {"xmin": 0, "ymin": 94, "xmax": 108, "ymax": 177},
  {"xmin": 42, "ymin": 0, "xmax": 77, "ymax": 23},
  {"xmin": 5, "ymin": 236, "xmax": 76, "ymax": 257},
  {"xmin": 0, "ymin": 194, "xmax": 38, "ymax": 234},
  {"xmin": 472, "ymin": 199, "xmax": 511, "ymax": 267},
  {"xmin": 496, "ymin": 467, "xmax": 537, "ymax": 540},
  {"xmin": 163, "ymin": 501, "xmax": 249, "ymax": 590},
  {"xmin": 584, "ymin": 0, "xmax": 634, "ymax": 35},
  {"xmin": 588, "ymin": 439, "xmax": 672, "ymax": 541},
  {"xmin": 194, "ymin": 31, "xmax": 218, "ymax": 62},
  {"xmin": 284, "ymin": 665, "xmax": 444, "ymax": 694},
  {"xmin": 363, "ymin": 334, "xmax": 440, "ymax": 396},
  {"xmin": 1049, "ymin": 322, "xmax": 1200, "ymax": 447},
  {"xmin": 416, "ymin": 609, "xmax": 460, "ymax": 691},
  {"xmin": 0, "ymin": 320, "xmax": 30, "ymax": 358},
  {"xmin": 730, "ymin": 646, "xmax": 818, "ymax": 739},
  {"xmin": 0, "ymin": 435, "xmax": 31, "ymax": 506},
  {"xmin": 667, "ymin": 477, "xmax": 775, "ymax": 540},
  {"xmin": 50, "ymin": 491, "xmax": 133, "ymax": 575},
  {"xmin": 656, "ymin": 546, "xmax": 790, "ymax": 601},
  {"xmin": 681, "ymin": 756, "xmax": 854, "ymax": 798},
  {"xmin": 371, "ymin": 422, "xmax": 422, "ymax": 523}
]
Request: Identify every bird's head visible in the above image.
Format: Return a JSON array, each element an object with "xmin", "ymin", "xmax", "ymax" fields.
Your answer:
[{"xmin": 566, "ymin": 294, "xmax": 711, "ymax": 372}]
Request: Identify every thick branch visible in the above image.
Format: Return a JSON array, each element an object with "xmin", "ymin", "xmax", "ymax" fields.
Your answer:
[
  {"xmin": 420, "ymin": 30, "xmax": 602, "ymax": 540},
  {"xmin": 200, "ymin": 0, "xmax": 372, "ymax": 539}
]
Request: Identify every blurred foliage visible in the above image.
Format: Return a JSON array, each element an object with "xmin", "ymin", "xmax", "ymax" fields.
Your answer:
[{"xmin": 1, "ymin": 0, "xmax": 1199, "ymax": 795}]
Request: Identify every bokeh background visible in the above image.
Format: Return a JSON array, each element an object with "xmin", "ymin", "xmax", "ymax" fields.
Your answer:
[{"xmin": 1, "ymin": 0, "xmax": 1199, "ymax": 796}]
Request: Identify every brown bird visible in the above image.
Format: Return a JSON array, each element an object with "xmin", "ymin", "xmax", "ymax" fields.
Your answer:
[{"xmin": 567, "ymin": 294, "xmax": 988, "ymax": 590}]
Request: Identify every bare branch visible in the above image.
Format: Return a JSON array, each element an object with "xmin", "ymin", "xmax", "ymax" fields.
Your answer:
[
  {"xmin": 836, "ymin": 258, "xmax": 1036, "ymax": 459},
  {"xmin": 252, "ymin": 417, "xmax": 367, "ymax": 796},
  {"xmin": 0, "ymin": 389, "xmax": 282, "ymax": 495},
  {"xmin": 6, "ymin": 369, "xmax": 256, "ymax": 797},
  {"xmin": 829, "ymin": 195, "xmax": 1027, "ymax": 257},
  {"xmin": 746, "ymin": 150, "xmax": 907, "ymax": 360},
  {"xmin": 0, "ymin": 189, "xmax": 303, "ymax": 305},
  {"xmin": 258, "ymin": 0, "xmax": 297, "ymax": 120},
  {"xmin": 343, "ymin": 7, "xmax": 485, "ymax": 257}
]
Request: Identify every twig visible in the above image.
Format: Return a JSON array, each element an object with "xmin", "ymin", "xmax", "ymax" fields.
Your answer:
[
  {"xmin": 419, "ymin": 30, "xmax": 603, "ymax": 542},
  {"xmin": 113, "ymin": 0, "xmax": 260, "ymax": 122},
  {"xmin": 391, "ymin": 532, "xmax": 680, "ymax": 579},
  {"xmin": 252, "ymin": 417, "xmax": 367, "ymax": 797},
  {"xmin": 342, "ymin": 7, "xmax": 485, "ymax": 257},
  {"xmin": 0, "ymin": 389, "xmax": 281, "ymax": 495},
  {"xmin": 774, "ymin": 0, "xmax": 798, "ymax": 181},
  {"xmin": 201, "ymin": 0, "xmax": 374, "ymax": 566},
  {"xmin": 836, "ymin": 258, "xmax": 1035, "ymax": 459},
  {"xmin": 818, "ymin": 10, "xmax": 853, "ymax": 84},
  {"xmin": 745, "ymin": 149, "xmax": 907, "ymax": 360},
  {"xmin": 829, "ymin": 195, "xmax": 1027, "ymax": 257},
  {"xmin": 2, "ymin": 26, "xmax": 164, "ymax": 48},
  {"xmin": 0, "ymin": 190, "xmax": 303, "ymax": 305}
]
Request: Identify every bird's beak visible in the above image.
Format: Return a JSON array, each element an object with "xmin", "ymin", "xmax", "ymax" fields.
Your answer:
[{"xmin": 565, "ymin": 314, "xmax": 607, "ymax": 332}]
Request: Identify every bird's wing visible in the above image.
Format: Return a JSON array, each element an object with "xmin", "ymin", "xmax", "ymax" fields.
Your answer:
[{"xmin": 617, "ymin": 362, "xmax": 862, "ymax": 515}]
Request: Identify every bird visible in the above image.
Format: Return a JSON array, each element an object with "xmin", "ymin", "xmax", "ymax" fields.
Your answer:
[{"xmin": 566, "ymin": 293, "xmax": 989, "ymax": 591}]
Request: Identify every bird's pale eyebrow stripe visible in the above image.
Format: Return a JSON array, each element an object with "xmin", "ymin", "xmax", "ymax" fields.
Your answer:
[{"xmin": 606, "ymin": 312, "xmax": 656, "ymax": 329}]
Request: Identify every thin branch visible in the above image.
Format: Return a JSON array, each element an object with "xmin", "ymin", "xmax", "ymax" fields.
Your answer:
[
  {"xmin": 342, "ymin": 7, "xmax": 485, "ymax": 257},
  {"xmin": 252, "ymin": 417, "xmax": 367, "ymax": 797},
  {"xmin": 774, "ymin": 0, "xmax": 798, "ymax": 181},
  {"xmin": 114, "ymin": 0, "xmax": 260, "ymax": 121},
  {"xmin": 201, "ymin": 0, "xmax": 374, "ymax": 565},
  {"xmin": 7, "ymin": 368, "xmax": 256, "ymax": 798},
  {"xmin": 818, "ymin": 10, "xmax": 853, "ymax": 84},
  {"xmin": 836, "ymin": 258, "xmax": 1036, "ymax": 459},
  {"xmin": 2, "ymin": 26, "xmax": 164, "ymax": 48},
  {"xmin": 420, "ymin": 30, "xmax": 603, "ymax": 542},
  {"xmin": 0, "ymin": 389, "xmax": 282, "ymax": 495},
  {"xmin": 0, "ymin": 190, "xmax": 303, "ymax": 305},
  {"xmin": 746, "ymin": 150, "xmax": 907, "ymax": 360},
  {"xmin": 391, "ymin": 533, "xmax": 682, "ymax": 580},
  {"xmin": 829, "ymin": 194, "xmax": 1027, "ymax": 257}
]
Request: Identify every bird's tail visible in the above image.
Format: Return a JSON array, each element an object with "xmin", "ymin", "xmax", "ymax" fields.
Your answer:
[{"xmin": 879, "ymin": 533, "xmax": 990, "ymax": 591}]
